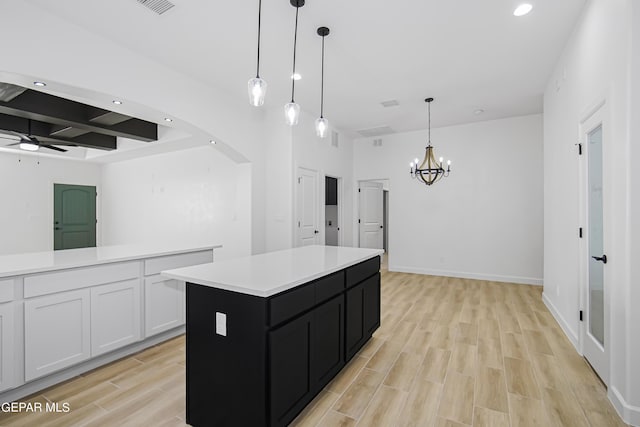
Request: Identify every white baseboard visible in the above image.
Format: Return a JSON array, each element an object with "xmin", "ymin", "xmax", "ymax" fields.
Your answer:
[
  {"xmin": 389, "ymin": 265, "xmax": 542, "ymax": 286},
  {"xmin": 541, "ymin": 292, "xmax": 580, "ymax": 351},
  {"xmin": 610, "ymin": 386, "xmax": 640, "ymax": 426}
]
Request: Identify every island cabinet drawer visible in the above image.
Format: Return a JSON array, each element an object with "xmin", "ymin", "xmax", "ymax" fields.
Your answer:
[
  {"xmin": 268, "ymin": 271, "xmax": 345, "ymax": 326},
  {"xmin": 144, "ymin": 250, "xmax": 213, "ymax": 276},
  {"xmin": 345, "ymin": 256, "xmax": 380, "ymax": 289},
  {"xmin": 0, "ymin": 280, "xmax": 14, "ymax": 303}
]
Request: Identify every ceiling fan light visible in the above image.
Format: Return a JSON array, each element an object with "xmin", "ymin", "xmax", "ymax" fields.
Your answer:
[
  {"xmin": 19, "ymin": 141, "xmax": 39, "ymax": 151},
  {"xmin": 248, "ymin": 77, "xmax": 267, "ymax": 107},
  {"xmin": 284, "ymin": 102, "xmax": 300, "ymax": 126},
  {"xmin": 315, "ymin": 117, "xmax": 328, "ymax": 138}
]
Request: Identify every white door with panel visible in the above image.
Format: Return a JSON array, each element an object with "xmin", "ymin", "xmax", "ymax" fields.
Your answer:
[
  {"xmin": 24, "ymin": 289, "xmax": 91, "ymax": 381},
  {"xmin": 91, "ymin": 279, "xmax": 141, "ymax": 356},
  {"xmin": 297, "ymin": 167, "xmax": 319, "ymax": 246},
  {"xmin": 359, "ymin": 182, "xmax": 384, "ymax": 249},
  {"xmin": 145, "ymin": 275, "xmax": 185, "ymax": 337},
  {"xmin": 579, "ymin": 106, "xmax": 609, "ymax": 384},
  {"xmin": 0, "ymin": 302, "xmax": 14, "ymax": 392}
]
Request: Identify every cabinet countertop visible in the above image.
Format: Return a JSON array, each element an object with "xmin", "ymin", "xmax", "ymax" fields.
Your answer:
[
  {"xmin": 0, "ymin": 243, "xmax": 222, "ymax": 278},
  {"xmin": 162, "ymin": 245, "xmax": 383, "ymax": 298}
]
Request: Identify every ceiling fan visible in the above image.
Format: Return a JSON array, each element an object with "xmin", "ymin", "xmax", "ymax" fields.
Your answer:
[{"xmin": 0, "ymin": 119, "xmax": 75, "ymax": 152}]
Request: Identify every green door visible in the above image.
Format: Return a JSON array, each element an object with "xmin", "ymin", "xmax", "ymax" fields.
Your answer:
[{"xmin": 54, "ymin": 184, "xmax": 97, "ymax": 250}]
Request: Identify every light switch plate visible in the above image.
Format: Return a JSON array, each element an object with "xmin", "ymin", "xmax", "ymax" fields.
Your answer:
[{"xmin": 216, "ymin": 312, "xmax": 227, "ymax": 336}]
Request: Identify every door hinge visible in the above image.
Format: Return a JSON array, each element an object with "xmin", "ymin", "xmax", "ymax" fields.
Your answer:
[
  {"xmin": 579, "ymin": 310, "xmax": 583, "ymax": 321},
  {"xmin": 358, "ymin": 219, "xmax": 361, "ymax": 224},
  {"xmin": 298, "ymin": 177, "xmax": 301, "ymax": 184},
  {"xmin": 579, "ymin": 227, "xmax": 583, "ymax": 238},
  {"xmin": 358, "ymin": 188, "xmax": 361, "ymax": 193},
  {"xmin": 298, "ymin": 221, "xmax": 301, "ymax": 227},
  {"xmin": 578, "ymin": 143, "xmax": 583, "ymax": 155}
]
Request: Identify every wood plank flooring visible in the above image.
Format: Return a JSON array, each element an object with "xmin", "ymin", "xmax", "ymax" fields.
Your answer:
[{"xmin": 0, "ymin": 268, "xmax": 627, "ymax": 426}]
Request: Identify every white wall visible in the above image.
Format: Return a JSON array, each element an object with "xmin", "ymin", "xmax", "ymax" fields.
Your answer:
[
  {"xmin": 100, "ymin": 146, "xmax": 251, "ymax": 261},
  {"xmin": 542, "ymin": 0, "xmax": 638, "ymax": 422},
  {"xmin": 293, "ymin": 110, "xmax": 356, "ymax": 248},
  {"xmin": 0, "ymin": 151, "xmax": 101, "ymax": 255},
  {"xmin": 354, "ymin": 114, "xmax": 543, "ymax": 284}
]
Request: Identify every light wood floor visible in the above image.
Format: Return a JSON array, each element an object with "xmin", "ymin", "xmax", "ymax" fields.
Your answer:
[{"xmin": 0, "ymin": 270, "xmax": 627, "ymax": 427}]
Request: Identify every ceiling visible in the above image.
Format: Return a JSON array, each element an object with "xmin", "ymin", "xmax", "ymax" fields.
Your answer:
[{"xmin": 26, "ymin": 0, "xmax": 586, "ymax": 138}]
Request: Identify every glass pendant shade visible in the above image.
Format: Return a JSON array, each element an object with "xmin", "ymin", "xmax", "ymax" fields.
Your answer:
[
  {"xmin": 19, "ymin": 141, "xmax": 39, "ymax": 151},
  {"xmin": 248, "ymin": 77, "xmax": 267, "ymax": 107},
  {"xmin": 284, "ymin": 102, "xmax": 300, "ymax": 126},
  {"xmin": 315, "ymin": 117, "xmax": 328, "ymax": 138}
]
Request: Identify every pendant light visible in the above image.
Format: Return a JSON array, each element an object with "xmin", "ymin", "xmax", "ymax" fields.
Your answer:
[
  {"xmin": 315, "ymin": 27, "xmax": 330, "ymax": 138},
  {"xmin": 284, "ymin": 0, "xmax": 305, "ymax": 126},
  {"xmin": 409, "ymin": 98, "xmax": 451, "ymax": 186},
  {"xmin": 248, "ymin": 0, "xmax": 267, "ymax": 106}
]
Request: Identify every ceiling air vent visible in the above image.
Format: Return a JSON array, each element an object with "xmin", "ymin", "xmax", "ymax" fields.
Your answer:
[
  {"xmin": 137, "ymin": 0, "xmax": 175, "ymax": 15},
  {"xmin": 373, "ymin": 138, "xmax": 383, "ymax": 147},
  {"xmin": 356, "ymin": 126, "xmax": 395, "ymax": 138},
  {"xmin": 380, "ymin": 100, "xmax": 399, "ymax": 108}
]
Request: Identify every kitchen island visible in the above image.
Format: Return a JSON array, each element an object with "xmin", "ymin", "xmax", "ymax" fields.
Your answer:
[
  {"xmin": 0, "ymin": 242, "xmax": 221, "ymax": 402},
  {"xmin": 162, "ymin": 245, "xmax": 383, "ymax": 427}
]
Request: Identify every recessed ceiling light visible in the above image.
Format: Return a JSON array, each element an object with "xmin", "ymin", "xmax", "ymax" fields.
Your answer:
[
  {"xmin": 164, "ymin": 117, "xmax": 173, "ymax": 122},
  {"xmin": 474, "ymin": 109, "xmax": 485, "ymax": 115},
  {"xmin": 291, "ymin": 73, "xmax": 302, "ymax": 81},
  {"xmin": 112, "ymin": 100, "xmax": 123, "ymax": 105},
  {"xmin": 514, "ymin": 3, "xmax": 533, "ymax": 16},
  {"xmin": 33, "ymin": 81, "xmax": 46, "ymax": 87},
  {"xmin": 210, "ymin": 139, "xmax": 217, "ymax": 145}
]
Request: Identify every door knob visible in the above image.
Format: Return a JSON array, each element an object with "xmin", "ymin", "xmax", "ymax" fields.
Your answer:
[
  {"xmin": 592, "ymin": 255, "xmax": 608, "ymax": 264},
  {"xmin": 314, "ymin": 230, "xmax": 319, "ymax": 234},
  {"xmin": 55, "ymin": 227, "xmax": 62, "ymax": 231},
  {"xmin": 380, "ymin": 225, "xmax": 383, "ymax": 229}
]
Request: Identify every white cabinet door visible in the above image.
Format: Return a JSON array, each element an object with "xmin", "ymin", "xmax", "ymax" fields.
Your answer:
[
  {"xmin": 145, "ymin": 275, "xmax": 185, "ymax": 337},
  {"xmin": 91, "ymin": 279, "xmax": 141, "ymax": 357},
  {"xmin": 25, "ymin": 289, "xmax": 91, "ymax": 381},
  {"xmin": 0, "ymin": 302, "xmax": 14, "ymax": 392}
]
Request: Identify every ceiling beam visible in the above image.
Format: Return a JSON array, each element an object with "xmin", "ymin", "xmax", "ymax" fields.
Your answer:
[{"xmin": 0, "ymin": 89, "xmax": 157, "ymax": 142}]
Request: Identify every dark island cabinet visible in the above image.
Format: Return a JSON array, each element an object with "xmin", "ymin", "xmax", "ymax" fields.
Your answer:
[{"xmin": 185, "ymin": 256, "xmax": 380, "ymax": 427}]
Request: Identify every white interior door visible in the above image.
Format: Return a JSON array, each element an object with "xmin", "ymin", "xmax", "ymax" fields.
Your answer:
[
  {"xmin": 359, "ymin": 181, "xmax": 384, "ymax": 249},
  {"xmin": 297, "ymin": 168, "xmax": 319, "ymax": 246},
  {"xmin": 580, "ymin": 106, "xmax": 609, "ymax": 384}
]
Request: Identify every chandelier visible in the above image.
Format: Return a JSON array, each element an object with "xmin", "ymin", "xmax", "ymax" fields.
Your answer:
[{"xmin": 409, "ymin": 97, "xmax": 451, "ymax": 186}]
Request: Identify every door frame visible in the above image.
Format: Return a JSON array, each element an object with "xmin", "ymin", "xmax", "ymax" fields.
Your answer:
[
  {"xmin": 577, "ymin": 96, "xmax": 611, "ymax": 385},
  {"xmin": 324, "ymin": 174, "xmax": 343, "ymax": 246},
  {"xmin": 50, "ymin": 180, "xmax": 101, "ymax": 250}
]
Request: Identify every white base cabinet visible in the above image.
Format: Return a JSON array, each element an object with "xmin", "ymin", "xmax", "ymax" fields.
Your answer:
[
  {"xmin": 24, "ymin": 289, "xmax": 91, "ymax": 382},
  {"xmin": 145, "ymin": 275, "xmax": 185, "ymax": 337},
  {"xmin": 0, "ymin": 302, "xmax": 14, "ymax": 392},
  {"xmin": 91, "ymin": 279, "xmax": 141, "ymax": 357}
]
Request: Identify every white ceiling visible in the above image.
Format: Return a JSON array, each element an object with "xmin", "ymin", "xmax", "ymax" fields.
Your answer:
[{"xmin": 26, "ymin": 0, "xmax": 585, "ymax": 137}]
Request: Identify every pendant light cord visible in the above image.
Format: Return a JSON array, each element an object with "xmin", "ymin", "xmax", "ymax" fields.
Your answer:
[
  {"xmin": 320, "ymin": 35, "xmax": 325, "ymax": 118},
  {"xmin": 256, "ymin": 0, "xmax": 262, "ymax": 78},
  {"xmin": 428, "ymin": 101, "xmax": 431, "ymax": 145},
  {"xmin": 291, "ymin": 5, "xmax": 299, "ymax": 102}
]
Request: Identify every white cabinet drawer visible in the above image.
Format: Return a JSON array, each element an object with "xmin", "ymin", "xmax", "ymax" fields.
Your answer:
[
  {"xmin": 91, "ymin": 279, "xmax": 141, "ymax": 357},
  {"xmin": 25, "ymin": 289, "xmax": 91, "ymax": 381},
  {"xmin": 144, "ymin": 250, "xmax": 213, "ymax": 276},
  {"xmin": 144, "ymin": 275, "xmax": 185, "ymax": 337},
  {"xmin": 0, "ymin": 302, "xmax": 15, "ymax": 392},
  {"xmin": 0, "ymin": 280, "xmax": 14, "ymax": 303},
  {"xmin": 24, "ymin": 261, "xmax": 139, "ymax": 298}
]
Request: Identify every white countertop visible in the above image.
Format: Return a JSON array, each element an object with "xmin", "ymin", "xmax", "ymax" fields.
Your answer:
[
  {"xmin": 0, "ymin": 243, "xmax": 222, "ymax": 278},
  {"xmin": 162, "ymin": 245, "xmax": 383, "ymax": 297}
]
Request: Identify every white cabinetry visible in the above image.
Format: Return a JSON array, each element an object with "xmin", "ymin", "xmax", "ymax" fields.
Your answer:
[
  {"xmin": 0, "ymin": 302, "xmax": 14, "ymax": 392},
  {"xmin": 24, "ymin": 289, "xmax": 91, "ymax": 382},
  {"xmin": 145, "ymin": 276, "xmax": 185, "ymax": 337},
  {"xmin": 91, "ymin": 279, "xmax": 141, "ymax": 357}
]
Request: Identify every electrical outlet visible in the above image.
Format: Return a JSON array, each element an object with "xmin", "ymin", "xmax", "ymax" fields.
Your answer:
[{"xmin": 216, "ymin": 312, "xmax": 227, "ymax": 336}]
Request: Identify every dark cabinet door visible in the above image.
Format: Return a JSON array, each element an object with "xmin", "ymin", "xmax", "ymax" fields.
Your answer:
[
  {"xmin": 345, "ymin": 283, "xmax": 364, "ymax": 360},
  {"xmin": 269, "ymin": 312, "xmax": 313, "ymax": 427},
  {"xmin": 363, "ymin": 273, "xmax": 381, "ymax": 336},
  {"xmin": 311, "ymin": 295, "xmax": 344, "ymax": 390}
]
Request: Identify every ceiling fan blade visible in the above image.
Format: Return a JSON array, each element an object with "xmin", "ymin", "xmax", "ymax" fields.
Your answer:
[
  {"xmin": 41, "ymin": 144, "xmax": 68, "ymax": 152},
  {"xmin": 5, "ymin": 142, "xmax": 20, "ymax": 146},
  {"xmin": 0, "ymin": 130, "xmax": 30, "ymax": 140}
]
